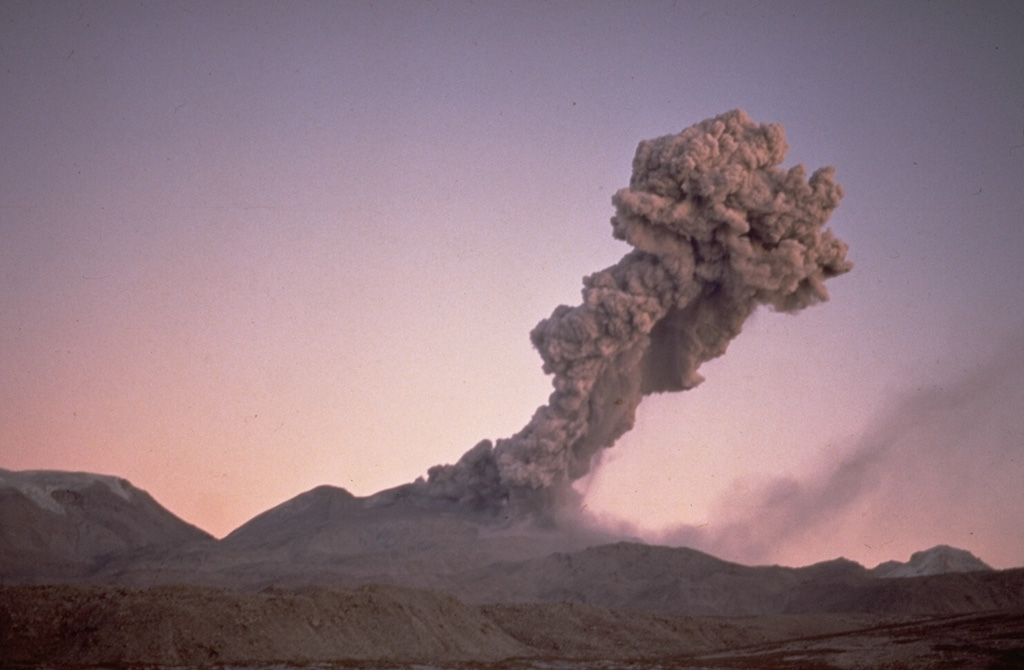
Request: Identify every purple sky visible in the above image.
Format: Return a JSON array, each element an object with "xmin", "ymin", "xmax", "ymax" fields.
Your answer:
[{"xmin": 2, "ymin": 1, "xmax": 1023, "ymax": 569}]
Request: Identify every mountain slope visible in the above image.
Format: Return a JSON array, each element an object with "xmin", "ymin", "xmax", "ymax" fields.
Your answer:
[
  {"xmin": 451, "ymin": 541, "xmax": 798, "ymax": 615},
  {"xmin": 785, "ymin": 566, "xmax": 1024, "ymax": 615},
  {"xmin": 452, "ymin": 543, "xmax": 1022, "ymax": 617},
  {"xmin": 0, "ymin": 469, "xmax": 213, "ymax": 582},
  {"xmin": 105, "ymin": 482, "xmax": 620, "ymax": 590}
]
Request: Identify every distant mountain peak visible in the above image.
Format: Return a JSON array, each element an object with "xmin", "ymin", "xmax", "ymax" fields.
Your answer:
[
  {"xmin": 221, "ymin": 483, "xmax": 359, "ymax": 544},
  {"xmin": 872, "ymin": 545, "xmax": 992, "ymax": 579}
]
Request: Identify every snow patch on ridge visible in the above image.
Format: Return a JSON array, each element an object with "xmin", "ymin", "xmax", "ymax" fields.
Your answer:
[
  {"xmin": 0, "ymin": 468, "xmax": 134, "ymax": 515},
  {"xmin": 872, "ymin": 545, "xmax": 992, "ymax": 578}
]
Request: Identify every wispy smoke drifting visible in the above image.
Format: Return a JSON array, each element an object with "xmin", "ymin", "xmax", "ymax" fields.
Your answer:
[
  {"xmin": 655, "ymin": 335, "xmax": 1024, "ymax": 568},
  {"xmin": 422, "ymin": 110, "xmax": 851, "ymax": 516}
]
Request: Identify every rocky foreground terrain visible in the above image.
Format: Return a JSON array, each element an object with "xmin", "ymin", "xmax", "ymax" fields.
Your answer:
[
  {"xmin": 3, "ymin": 582, "xmax": 1023, "ymax": 668},
  {"xmin": 2, "ymin": 468, "xmax": 1023, "ymax": 668}
]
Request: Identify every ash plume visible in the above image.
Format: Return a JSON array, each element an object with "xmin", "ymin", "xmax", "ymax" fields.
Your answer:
[{"xmin": 422, "ymin": 110, "xmax": 851, "ymax": 517}]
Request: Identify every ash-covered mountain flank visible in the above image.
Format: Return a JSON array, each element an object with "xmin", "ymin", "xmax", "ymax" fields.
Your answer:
[{"xmin": 82, "ymin": 480, "xmax": 624, "ymax": 592}]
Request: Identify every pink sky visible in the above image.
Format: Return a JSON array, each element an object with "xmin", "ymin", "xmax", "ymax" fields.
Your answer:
[{"xmin": 2, "ymin": 1, "xmax": 1023, "ymax": 569}]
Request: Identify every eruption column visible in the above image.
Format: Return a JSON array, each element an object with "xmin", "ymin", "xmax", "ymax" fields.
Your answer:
[{"xmin": 423, "ymin": 110, "xmax": 852, "ymax": 517}]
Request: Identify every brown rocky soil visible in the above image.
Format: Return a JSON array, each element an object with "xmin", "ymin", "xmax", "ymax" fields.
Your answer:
[
  {"xmin": 689, "ymin": 610, "xmax": 1024, "ymax": 669},
  {"xmin": 0, "ymin": 583, "xmax": 528, "ymax": 665},
  {"xmin": 3, "ymin": 583, "xmax": 1022, "ymax": 668}
]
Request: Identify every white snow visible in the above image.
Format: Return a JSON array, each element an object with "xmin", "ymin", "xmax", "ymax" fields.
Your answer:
[
  {"xmin": 0, "ymin": 468, "xmax": 134, "ymax": 515},
  {"xmin": 873, "ymin": 545, "xmax": 991, "ymax": 578}
]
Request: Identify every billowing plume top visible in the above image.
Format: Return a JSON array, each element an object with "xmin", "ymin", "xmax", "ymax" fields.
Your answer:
[
  {"xmin": 612, "ymin": 110, "xmax": 849, "ymax": 311},
  {"xmin": 422, "ymin": 110, "xmax": 851, "ymax": 518}
]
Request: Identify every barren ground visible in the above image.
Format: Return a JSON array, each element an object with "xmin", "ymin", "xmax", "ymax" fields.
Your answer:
[{"xmin": 3, "ymin": 584, "xmax": 1022, "ymax": 669}]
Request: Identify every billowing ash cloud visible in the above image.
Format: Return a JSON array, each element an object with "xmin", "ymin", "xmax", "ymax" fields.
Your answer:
[{"xmin": 421, "ymin": 110, "xmax": 851, "ymax": 517}]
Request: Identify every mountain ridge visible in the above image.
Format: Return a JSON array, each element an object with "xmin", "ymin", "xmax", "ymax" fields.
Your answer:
[
  {"xmin": 2, "ymin": 468, "xmax": 1015, "ymax": 619},
  {"xmin": 3, "ymin": 468, "xmax": 1024, "ymax": 667}
]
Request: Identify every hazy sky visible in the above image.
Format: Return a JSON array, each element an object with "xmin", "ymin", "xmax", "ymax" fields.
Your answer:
[{"xmin": 2, "ymin": 1, "xmax": 1022, "ymax": 569}]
